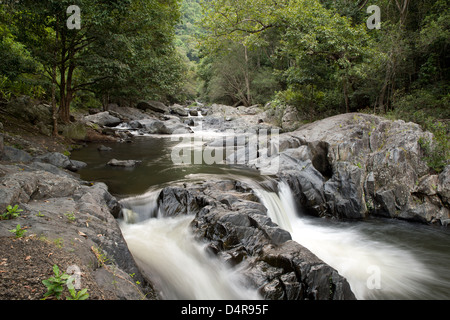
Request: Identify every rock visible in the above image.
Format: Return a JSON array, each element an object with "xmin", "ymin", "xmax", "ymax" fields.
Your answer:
[
  {"xmin": 129, "ymin": 118, "xmax": 193, "ymax": 135},
  {"xmin": 107, "ymin": 159, "xmax": 142, "ymax": 167},
  {"xmin": 136, "ymin": 100, "xmax": 169, "ymax": 114},
  {"xmin": 107, "ymin": 104, "xmax": 153, "ymax": 121},
  {"xmin": 438, "ymin": 166, "xmax": 450, "ymax": 206},
  {"xmin": 189, "ymin": 109, "xmax": 199, "ymax": 117},
  {"xmin": 251, "ymin": 113, "xmax": 449, "ymax": 225},
  {"xmin": 0, "ymin": 163, "xmax": 156, "ymax": 300},
  {"xmin": 0, "ymin": 133, "xmax": 3, "ymax": 158},
  {"xmin": 83, "ymin": 112, "xmax": 122, "ymax": 127},
  {"xmin": 33, "ymin": 152, "xmax": 87, "ymax": 172},
  {"xmin": 132, "ymin": 119, "xmax": 166, "ymax": 134},
  {"xmin": 4, "ymin": 96, "xmax": 53, "ymax": 126},
  {"xmin": 145, "ymin": 179, "xmax": 356, "ymax": 300},
  {"xmin": 98, "ymin": 145, "xmax": 113, "ymax": 152},
  {"xmin": 281, "ymin": 105, "xmax": 301, "ymax": 132},
  {"xmin": 170, "ymin": 104, "xmax": 189, "ymax": 117},
  {"xmin": 1, "ymin": 146, "xmax": 33, "ymax": 163}
]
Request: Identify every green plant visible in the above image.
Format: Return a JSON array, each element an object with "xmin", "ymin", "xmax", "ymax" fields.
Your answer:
[
  {"xmin": 1, "ymin": 204, "xmax": 23, "ymax": 220},
  {"xmin": 64, "ymin": 212, "xmax": 76, "ymax": 222},
  {"xmin": 91, "ymin": 245, "xmax": 109, "ymax": 267},
  {"xmin": 42, "ymin": 265, "xmax": 70, "ymax": 300},
  {"xmin": 66, "ymin": 286, "xmax": 89, "ymax": 301},
  {"xmin": 9, "ymin": 224, "xmax": 27, "ymax": 238},
  {"xmin": 418, "ymin": 121, "xmax": 449, "ymax": 173}
]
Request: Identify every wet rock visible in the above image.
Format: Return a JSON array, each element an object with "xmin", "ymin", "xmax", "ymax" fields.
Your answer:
[
  {"xmin": 152, "ymin": 179, "xmax": 356, "ymax": 300},
  {"xmin": 253, "ymin": 113, "xmax": 449, "ymax": 225},
  {"xmin": 170, "ymin": 104, "xmax": 189, "ymax": 117},
  {"xmin": 107, "ymin": 159, "xmax": 142, "ymax": 167},
  {"xmin": 98, "ymin": 145, "xmax": 113, "ymax": 152}
]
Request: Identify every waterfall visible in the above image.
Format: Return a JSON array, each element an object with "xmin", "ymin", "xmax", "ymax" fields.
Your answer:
[
  {"xmin": 119, "ymin": 191, "xmax": 261, "ymax": 300},
  {"xmin": 252, "ymin": 181, "xmax": 442, "ymax": 300},
  {"xmin": 120, "ymin": 188, "xmax": 162, "ymax": 223}
]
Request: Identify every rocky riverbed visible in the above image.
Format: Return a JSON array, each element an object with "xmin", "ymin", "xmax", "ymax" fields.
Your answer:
[{"xmin": 0, "ymin": 98, "xmax": 448, "ymax": 300}]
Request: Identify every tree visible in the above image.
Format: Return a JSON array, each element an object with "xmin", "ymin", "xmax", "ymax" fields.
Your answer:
[
  {"xmin": 8, "ymin": 0, "xmax": 184, "ymax": 127},
  {"xmin": 200, "ymin": 0, "xmax": 381, "ymax": 113}
]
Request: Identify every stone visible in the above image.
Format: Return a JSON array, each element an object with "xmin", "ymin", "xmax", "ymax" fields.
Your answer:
[
  {"xmin": 107, "ymin": 159, "xmax": 142, "ymax": 167},
  {"xmin": 438, "ymin": 166, "xmax": 450, "ymax": 206},
  {"xmin": 170, "ymin": 104, "xmax": 189, "ymax": 117},
  {"xmin": 98, "ymin": 145, "xmax": 113, "ymax": 152},
  {"xmin": 83, "ymin": 112, "xmax": 122, "ymax": 127},
  {"xmin": 33, "ymin": 152, "xmax": 87, "ymax": 172},
  {"xmin": 1, "ymin": 146, "xmax": 33, "ymax": 163},
  {"xmin": 251, "ymin": 113, "xmax": 448, "ymax": 225},
  {"xmin": 148, "ymin": 179, "xmax": 356, "ymax": 300},
  {"xmin": 136, "ymin": 100, "xmax": 169, "ymax": 114}
]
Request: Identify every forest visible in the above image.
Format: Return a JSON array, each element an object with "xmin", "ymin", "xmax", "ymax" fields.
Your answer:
[{"xmin": 0, "ymin": 0, "xmax": 448, "ymax": 171}]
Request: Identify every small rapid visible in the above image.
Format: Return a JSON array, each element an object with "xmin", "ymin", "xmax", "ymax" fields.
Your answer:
[
  {"xmin": 252, "ymin": 181, "xmax": 450, "ymax": 300},
  {"xmin": 119, "ymin": 189, "xmax": 261, "ymax": 300}
]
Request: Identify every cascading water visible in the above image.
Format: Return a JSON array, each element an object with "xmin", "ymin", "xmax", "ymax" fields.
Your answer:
[
  {"xmin": 252, "ymin": 181, "xmax": 450, "ymax": 300},
  {"xmin": 119, "ymin": 191, "xmax": 261, "ymax": 300}
]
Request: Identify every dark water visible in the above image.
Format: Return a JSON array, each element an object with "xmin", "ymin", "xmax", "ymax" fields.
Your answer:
[
  {"xmin": 72, "ymin": 135, "xmax": 450, "ymax": 300},
  {"xmin": 71, "ymin": 136, "xmax": 265, "ymax": 198}
]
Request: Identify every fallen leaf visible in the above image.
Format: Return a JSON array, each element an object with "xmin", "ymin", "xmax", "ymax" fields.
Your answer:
[
  {"xmin": 25, "ymin": 256, "xmax": 31, "ymax": 261},
  {"xmin": 78, "ymin": 230, "xmax": 87, "ymax": 238}
]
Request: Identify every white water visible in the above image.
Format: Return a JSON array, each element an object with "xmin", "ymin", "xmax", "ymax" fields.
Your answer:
[
  {"xmin": 253, "ymin": 181, "xmax": 444, "ymax": 300},
  {"xmin": 120, "ymin": 199, "xmax": 261, "ymax": 300}
]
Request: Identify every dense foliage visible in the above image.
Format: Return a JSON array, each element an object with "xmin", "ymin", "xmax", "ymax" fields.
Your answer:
[{"xmin": 0, "ymin": 0, "xmax": 184, "ymax": 123}]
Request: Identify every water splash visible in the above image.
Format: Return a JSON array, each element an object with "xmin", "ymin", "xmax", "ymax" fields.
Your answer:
[
  {"xmin": 253, "ymin": 181, "xmax": 446, "ymax": 300},
  {"xmin": 120, "ymin": 194, "xmax": 261, "ymax": 300}
]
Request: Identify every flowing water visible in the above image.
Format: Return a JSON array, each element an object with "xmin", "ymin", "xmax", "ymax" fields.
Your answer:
[
  {"xmin": 72, "ymin": 124, "xmax": 450, "ymax": 300},
  {"xmin": 252, "ymin": 182, "xmax": 450, "ymax": 300}
]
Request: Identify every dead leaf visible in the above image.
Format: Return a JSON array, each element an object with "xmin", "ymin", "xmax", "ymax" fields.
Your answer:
[
  {"xmin": 78, "ymin": 230, "xmax": 87, "ymax": 238},
  {"xmin": 25, "ymin": 256, "xmax": 31, "ymax": 261}
]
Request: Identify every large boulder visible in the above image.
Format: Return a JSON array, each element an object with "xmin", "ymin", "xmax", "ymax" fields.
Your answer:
[
  {"xmin": 170, "ymin": 104, "xmax": 189, "ymax": 117},
  {"xmin": 33, "ymin": 152, "xmax": 87, "ymax": 172},
  {"xmin": 136, "ymin": 101, "xmax": 169, "ymax": 114},
  {"xmin": 4, "ymin": 96, "xmax": 52, "ymax": 126},
  {"xmin": 83, "ymin": 111, "xmax": 122, "ymax": 127},
  {"xmin": 129, "ymin": 118, "xmax": 193, "ymax": 135},
  {"xmin": 252, "ymin": 113, "xmax": 449, "ymax": 225},
  {"xmin": 1, "ymin": 146, "xmax": 33, "ymax": 163}
]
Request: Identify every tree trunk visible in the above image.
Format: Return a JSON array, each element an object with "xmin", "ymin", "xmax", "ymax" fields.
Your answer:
[
  {"xmin": 243, "ymin": 44, "xmax": 252, "ymax": 107},
  {"xmin": 51, "ymin": 29, "xmax": 59, "ymax": 136},
  {"xmin": 51, "ymin": 59, "xmax": 58, "ymax": 136}
]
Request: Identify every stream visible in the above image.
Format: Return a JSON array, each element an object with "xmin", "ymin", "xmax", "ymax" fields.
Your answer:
[{"xmin": 72, "ymin": 125, "xmax": 450, "ymax": 300}]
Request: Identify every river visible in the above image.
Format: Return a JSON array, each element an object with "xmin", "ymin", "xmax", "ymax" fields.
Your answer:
[{"xmin": 71, "ymin": 126, "xmax": 450, "ymax": 300}]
